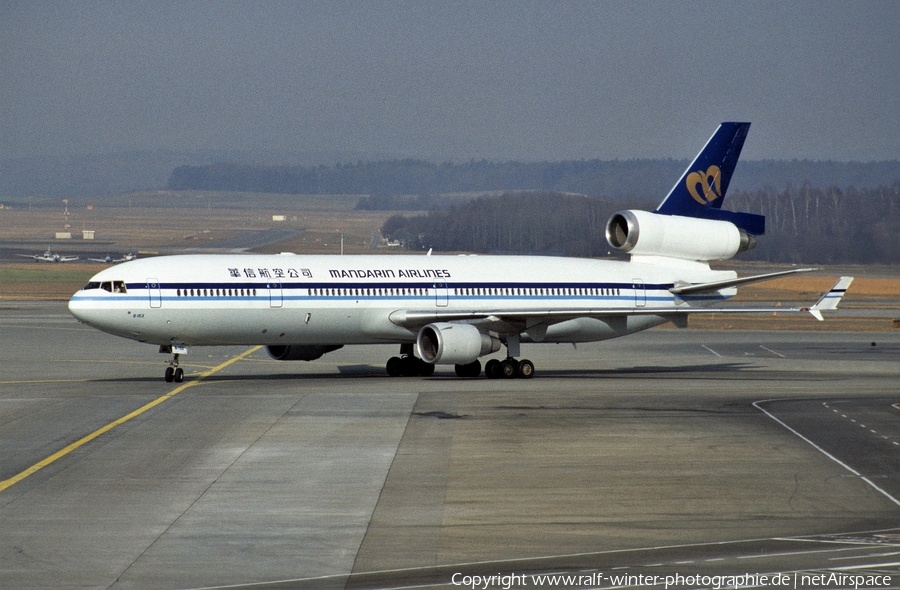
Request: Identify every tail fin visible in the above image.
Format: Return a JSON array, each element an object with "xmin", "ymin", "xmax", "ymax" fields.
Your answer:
[{"xmin": 655, "ymin": 122, "xmax": 765, "ymax": 235}]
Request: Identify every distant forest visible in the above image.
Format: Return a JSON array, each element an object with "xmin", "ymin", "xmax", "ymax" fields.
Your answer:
[
  {"xmin": 380, "ymin": 184, "xmax": 900, "ymax": 264},
  {"xmin": 730, "ymin": 183, "xmax": 900, "ymax": 264},
  {"xmin": 167, "ymin": 158, "xmax": 900, "ymax": 199}
]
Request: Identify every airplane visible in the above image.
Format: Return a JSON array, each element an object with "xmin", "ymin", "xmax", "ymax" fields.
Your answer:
[
  {"xmin": 18, "ymin": 250, "xmax": 79, "ymax": 263},
  {"xmin": 88, "ymin": 253, "xmax": 138, "ymax": 263},
  {"xmin": 68, "ymin": 122, "xmax": 853, "ymax": 383}
]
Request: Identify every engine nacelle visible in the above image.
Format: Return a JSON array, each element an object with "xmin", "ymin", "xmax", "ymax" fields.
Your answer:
[
  {"xmin": 266, "ymin": 344, "xmax": 343, "ymax": 361},
  {"xmin": 606, "ymin": 209, "xmax": 756, "ymax": 261},
  {"xmin": 417, "ymin": 323, "xmax": 500, "ymax": 365}
]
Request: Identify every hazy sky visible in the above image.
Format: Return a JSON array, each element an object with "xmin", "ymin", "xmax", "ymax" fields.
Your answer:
[{"xmin": 2, "ymin": 1, "xmax": 898, "ymax": 162}]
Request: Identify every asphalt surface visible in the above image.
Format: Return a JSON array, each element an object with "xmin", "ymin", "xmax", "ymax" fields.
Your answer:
[{"xmin": 2, "ymin": 302, "xmax": 900, "ymax": 589}]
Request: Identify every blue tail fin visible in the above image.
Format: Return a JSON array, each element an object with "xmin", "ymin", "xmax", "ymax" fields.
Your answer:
[{"xmin": 655, "ymin": 122, "xmax": 765, "ymax": 235}]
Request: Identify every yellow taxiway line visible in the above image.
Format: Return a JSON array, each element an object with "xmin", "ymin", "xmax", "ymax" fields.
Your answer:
[{"xmin": 0, "ymin": 346, "xmax": 262, "ymax": 494}]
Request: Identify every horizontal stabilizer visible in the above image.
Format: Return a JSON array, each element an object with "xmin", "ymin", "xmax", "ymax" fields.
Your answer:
[{"xmin": 670, "ymin": 268, "xmax": 817, "ymax": 295}]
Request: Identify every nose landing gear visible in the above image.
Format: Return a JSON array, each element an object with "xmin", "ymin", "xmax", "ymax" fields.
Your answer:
[
  {"xmin": 160, "ymin": 345, "xmax": 186, "ymax": 383},
  {"xmin": 164, "ymin": 363, "xmax": 184, "ymax": 383}
]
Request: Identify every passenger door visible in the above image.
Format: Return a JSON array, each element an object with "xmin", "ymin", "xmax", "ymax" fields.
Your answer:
[
  {"xmin": 434, "ymin": 280, "xmax": 448, "ymax": 307},
  {"xmin": 147, "ymin": 278, "xmax": 162, "ymax": 308},
  {"xmin": 268, "ymin": 281, "xmax": 283, "ymax": 308},
  {"xmin": 632, "ymin": 278, "xmax": 646, "ymax": 307}
]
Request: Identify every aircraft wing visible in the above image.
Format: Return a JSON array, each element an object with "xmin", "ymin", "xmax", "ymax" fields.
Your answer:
[{"xmin": 389, "ymin": 276, "xmax": 853, "ymax": 331}]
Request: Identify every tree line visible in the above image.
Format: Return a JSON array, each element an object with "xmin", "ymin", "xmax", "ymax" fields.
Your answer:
[
  {"xmin": 381, "ymin": 184, "xmax": 900, "ymax": 264},
  {"xmin": 166, "ymin": 159, "xmax": 900, "ymax": 198},
  {"xmin": 381, "ymin": 193, "xmax": 619, "ymax": 257},
  {"xmin": 730, "ymin": 183, "xmax": 900, "ymax": 264}
]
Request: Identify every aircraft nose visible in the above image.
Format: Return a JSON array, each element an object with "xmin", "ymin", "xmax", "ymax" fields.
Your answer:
[
  {"xmin": 68, "ymin": 292, "xmax": 116, "ymax": 334},
  {"xmin": 68, "ymin": 291, "xmax": 88, "ymax": 322}
]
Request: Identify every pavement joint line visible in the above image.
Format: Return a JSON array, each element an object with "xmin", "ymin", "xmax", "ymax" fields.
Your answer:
[{"xmin": 0, "ymin": 345, "xmax": 262, "ymax": 494}]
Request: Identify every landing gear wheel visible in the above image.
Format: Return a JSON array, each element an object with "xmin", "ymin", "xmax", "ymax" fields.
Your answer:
[
  {"xmin": 485, "ymin": 359, "xmax": 501, "ymax": 379},
  {"xmin": 500, "ymin": 359, "xmax": 518, "ymax": 379},
  {"xmin": 400, "ymin": 356, "xmax": 421, "ymax": 377},
  {"xmin": 516, "ymin": 359, "xmax": 535, "ymax": 379},
  {"xmin": 388, "ymin": 355, "xmax": 434, "ymax": 377},
  {"xmin": 454, "ymin": 359, "xmax": 481, "ymax": 378},
  {"xmin": 163, "ymin": 349, "xmax": 182, "ymax": 383}
]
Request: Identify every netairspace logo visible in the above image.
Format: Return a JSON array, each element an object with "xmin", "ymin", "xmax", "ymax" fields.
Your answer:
[{"xmin": 450, "ymin": 571, "xmax": 894, "ymax": 589}]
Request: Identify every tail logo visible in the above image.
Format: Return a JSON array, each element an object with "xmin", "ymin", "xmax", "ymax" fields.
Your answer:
[{"xmin": 686, "ymin": 165, "xmax": 722, "ymax": 205}]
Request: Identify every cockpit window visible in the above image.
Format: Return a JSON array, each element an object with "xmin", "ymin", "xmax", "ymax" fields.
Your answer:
[{"xmin": 83, "ymin": 280, "xmax": 127, "ymax": 293}]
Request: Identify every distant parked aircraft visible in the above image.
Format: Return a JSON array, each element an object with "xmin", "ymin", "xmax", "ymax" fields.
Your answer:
[
  {"xmin": 18, "ymin": 250, "xmax": 79, "ymax": 263},
  {"xmin": 89, "ymin": 253, "xmax": 137, "ymax": 264}
]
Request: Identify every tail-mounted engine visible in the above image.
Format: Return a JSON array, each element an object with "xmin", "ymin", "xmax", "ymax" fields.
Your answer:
[
  {"xmin": 417, "ymin": 323, "xmax": 500, "ymax": 365},
  {"xmin": 606, "ymin": 209, "xmax": 756, "ymax": 261}
]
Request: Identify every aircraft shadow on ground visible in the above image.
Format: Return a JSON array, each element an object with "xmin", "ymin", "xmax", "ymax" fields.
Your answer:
[
  {"xmin": 158, "ymin": 360, "xmax": 762, "ymax": 384},
  {"xmin": 91, "ymin": 360, "xmax": 829, "ymax": 385}
]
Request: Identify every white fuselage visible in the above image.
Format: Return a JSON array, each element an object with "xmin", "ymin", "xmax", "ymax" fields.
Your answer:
[{"xmin": 68, "ymin": 253, "xmax": 735, "ymax": 349}]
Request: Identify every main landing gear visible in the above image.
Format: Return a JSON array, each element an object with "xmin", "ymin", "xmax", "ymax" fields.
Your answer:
[
  {"xmin": 454, "ymin": 359, "xmax": 481, "ymax": 378},
  {"xmin": 485, "ymin": 357, "xmax": 534, "ymax": 379},
  {"xmin": 385, "ymin": 335, "xmax": 536, "ymax": 379},
  {"xmin": 386, "ymin": 343, "xmax": 435, "ymax": 377},
  {"xmin": 485, "ymin": 334, "xmax": 535, "ymax": 379},
  {"xmin": 160, "ymin": 345, "xmax": 185, "ymax": 383}
]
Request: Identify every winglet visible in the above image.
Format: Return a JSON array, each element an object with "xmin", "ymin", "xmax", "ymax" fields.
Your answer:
[{"xmin": 805, "ymin": 276, "xmax": 854, "ymax": 321}]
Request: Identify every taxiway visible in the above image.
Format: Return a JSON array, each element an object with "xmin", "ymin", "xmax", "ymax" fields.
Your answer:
[{"xmin": 1, "ymin": 302, "xmax": 899, "ymax": 589}]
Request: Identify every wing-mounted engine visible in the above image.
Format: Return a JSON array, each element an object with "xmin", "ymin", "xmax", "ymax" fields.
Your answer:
[
  {"xmin": 606, "ymin": 209, "xmax": 756, "ymax": 262},
  {"xmin": 266, "ymin": 344, "xmax": 343, "ymax": 361},
  {"xmin": 417, "ymin": 323, "xmax": 500, "ymax": 365}
]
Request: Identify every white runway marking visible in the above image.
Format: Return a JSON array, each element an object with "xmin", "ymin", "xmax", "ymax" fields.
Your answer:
[
  {"xmin": 753, "ymin": 400, "xmax": 900, "ymax": 508},
  {"xmin": 701, "ymin": 345, "xmax": 721, "ymax": 357},
  {"xmin": 760, "ymin": 345, "xmax": 786, "ymax": 358}
]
